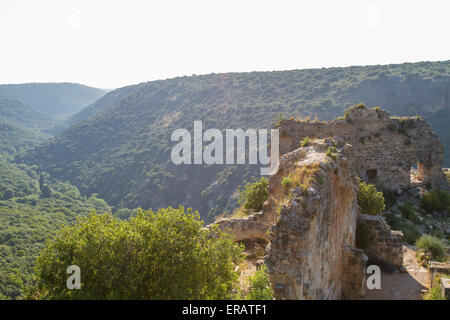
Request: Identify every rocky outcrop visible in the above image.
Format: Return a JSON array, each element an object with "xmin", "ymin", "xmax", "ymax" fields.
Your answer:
[
  {"xmin": 212, "ymin": 138, "xmax": 369, "ymax": 299},
  {"xmin": 279, "ymin": 105, "xmax": 448, "ymax": 190},
  {"xmin": 266, "ymin": 139, "xmax": 366, "ymax": 300}
]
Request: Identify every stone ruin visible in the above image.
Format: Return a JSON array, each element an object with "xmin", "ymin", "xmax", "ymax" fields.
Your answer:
[
  {"xmin": 209, "ymin": 106, "xmax": 448, "ymax": 299},
  {"xmin": 279, "ymin": 105, "xmax": 448, "ymax": 190}
]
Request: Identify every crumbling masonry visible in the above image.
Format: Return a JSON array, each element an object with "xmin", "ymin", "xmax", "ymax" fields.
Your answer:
[
  {"xmin": 211, "ymin": 106, "xmax": 448, "ymax": 299},
  {"xmin": 279, "ymin": 105, "xmax": 448, "ymax": 190}
]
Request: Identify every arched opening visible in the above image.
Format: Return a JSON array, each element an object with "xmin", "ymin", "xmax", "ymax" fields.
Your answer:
[
  {"xmin": 411, "ymin": 162, "xmax": 428, "ymax": 186},
  {"xmin": 238, "ymin": 238, "xmax": 268, "ymax": 260},
  {"xmin": 366, "ymin": 169, "xmax": 377, "ymax": 183}
]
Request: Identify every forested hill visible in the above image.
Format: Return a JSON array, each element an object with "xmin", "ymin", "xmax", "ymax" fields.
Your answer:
[
  {"xmin": 0, "ymin": 96, "xmax": 54, "ymax": 129},
  {"xmin": 18, "ymin": 60, "xmax": 450, "ymax": 221},
  {"xmin": 49, "ymin": 84, "xmax": 142, "ymax": 134},
  {"xmin": 0, "ymin": 83, "xmax": 106, "ymax": 117}
]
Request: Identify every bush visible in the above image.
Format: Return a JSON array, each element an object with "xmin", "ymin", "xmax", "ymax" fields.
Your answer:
[
  {"xmin": 325, "ymin": 146, "xmax": 337, "ymax": 160},
  {"xmin": 245, "ymin": 265, "xmax": 274, "ymax": 300},
  {"xmin": 27, "ymin": 207, "xmax": 243, "ymax": 300},
  {"xmin": 421, "ymin": 189, "xmax": 450, "ymax": 213},
  {"xmin": 423, "ymin": 286, "xmax": 443, "ymax": 300},
  {"xmin": 281, "ymin": 177, "xmax": 293, "ymax": 193},
  {"xmin": 239, "ymin": 178, "xmax": 269, "ymax": 213},
  {"xmin": 416, "ymin": 235, "xmax": 445, "ymax": 261},
  {"xmin": 400, "ymin": 202, "xmax": 420, "ymax": 223},
  {"xmin": 385, "ymin": 214, "xmax": 421, "ymax": 244},
  {"xmin": 357, "ymin": 182, "xmax": 385, "ymax": 215},
  {"xmin": 300, "ymin": 137, "xmax": 311, "ymax": 147}
]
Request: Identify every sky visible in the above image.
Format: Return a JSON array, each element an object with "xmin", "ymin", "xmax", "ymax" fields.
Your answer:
[{"xmin": 0, "ymin": 0, "xmax": 449, "ymax": 89}]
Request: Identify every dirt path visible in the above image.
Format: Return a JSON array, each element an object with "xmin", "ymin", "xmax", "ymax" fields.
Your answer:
[{"xmin": 365, "ymin": 245, "xmax": 431, "ymax": 300}]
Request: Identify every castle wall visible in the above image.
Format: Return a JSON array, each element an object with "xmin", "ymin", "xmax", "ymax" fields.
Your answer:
[
  {"xmin": 279, "ymin": 106, "xmax": 448, "ymax": 190},
  {"xmin": 358, "ymin": 214, "xmax": 403, "ymax": 268},
  {"xmin": 266, "ymin": 140, "xmax": 367, "ymax": 300}
]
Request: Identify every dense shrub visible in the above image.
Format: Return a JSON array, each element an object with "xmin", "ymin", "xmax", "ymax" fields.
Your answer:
[
  {"xmin": 357, "ymin": 182, "xmax": 385, "ymax": 215},
  {"xmin": 238, "ymin": 178, "xmax": 269, "ymax": 213},
  {"xmin": 281, "ymin": 177, "xmax": 293, "ymax": 193},
  {"xmin": 325, "ymin": 146, "xmax": 337, "ymax": 160},
  {"xmin": 423, "ymin": 286, "xmax": 444, "ymax": 300},
  {"xmin": 245, "ymin": 265, "xmax": 274, "ymax": 300},
  {"xmin": 421, "ymin": 189, "xmax": 450, "ymax": 213},
  {"xmin": 27, "ymin": 207, "xmax": 243, "ymax": 300},
  {"xmin": 300, "ymin": 137, "xmax": 311, "ymax": 147},
  {"xmin": 385, "ymin": 214, "xmax": 422, "ymax": 244},
  {"xmin": 416, "ymin": 235, "xmax": 445, "ymax": 261},
  {"xmin": 400, "ymin": 202, "xmax": 421, "ymax": 223}
]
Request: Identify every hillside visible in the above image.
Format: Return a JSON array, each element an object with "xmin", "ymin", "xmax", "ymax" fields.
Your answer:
[
  {"xmin": 0, "ymin": 121, "xmax": 49, "ymax": 160},
  {"xmin": 0, "ymin": 159, "xmax": 111, "ymax": 299},
  {"xmin": 18, "ymin": 61, "xmax": 450, "ymax": 221},
  {"xmin": 0, "ymin": 96, "xmax": 54, "ymax": 129},
  {"xmin": 0, "ymin": 83, "xmax": 106, "ymax": 117},
  {"xmin": 49, "ymin": 84, "xmax": 142, "ymax": 134}
]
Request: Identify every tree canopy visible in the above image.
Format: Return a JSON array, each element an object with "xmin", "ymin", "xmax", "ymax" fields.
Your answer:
[{"xmin": 27, "ymin": 207, "xmax": 243, "ymax": 300}]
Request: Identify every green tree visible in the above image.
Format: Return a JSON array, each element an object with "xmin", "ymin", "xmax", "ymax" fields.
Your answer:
[
  {"xmin": 3, "ymin": 188, "xmax": 14, "ymax": 199},
  {"xmin": 39, "ymin": 175, "xmax": 44, "ymax": 190},
  {"xmin": 27, "ymin": 207, "xmax": 243, "ymax": 300},
  {"xmin": 238, "ymin": 178, "xmax": 269, "ymax": 213},
  {"xmin": 357, "ymin": 181, "xmax": 385, "ymax": 215},
  {"xmin": 245, "ymin": 265, "xmax": 274, "ymax": 300},
  {"xmin": 40, "ymin": 184, "xmax": 52, "ymax": 198},
  {"xmin": 416, "ymin": 235, "xmax": 445, "ymax": 261}
]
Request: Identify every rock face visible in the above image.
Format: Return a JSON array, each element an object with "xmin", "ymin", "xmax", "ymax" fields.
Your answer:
[
  {"xmin": 358, "ymin": 214, "xmax": 403, "ymax": 268},
  {"xmin": 213, "ymin": 139, "xmax": 368, "ymax": 299},
  {"xmin": 266, "ymin": 139, "xmax": 366, "ymax": 300},
  {"xmin": 211, "ymin": 106, "xmax": 447, "ymax": 300},
  {"xmin": 279, "ymin": 105, "xmax": 448, "ymax": 190}
]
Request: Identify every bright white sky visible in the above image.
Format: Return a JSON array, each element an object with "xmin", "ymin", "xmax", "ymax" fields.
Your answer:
[{"xmin": 0, "ymin": 0, "xmax": 449, "ymax": 89}]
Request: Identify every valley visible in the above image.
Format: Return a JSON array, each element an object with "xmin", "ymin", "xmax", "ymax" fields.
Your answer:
[{"xmin": 0, "ymin": 61, "xmax": 449, "ymax": 299}]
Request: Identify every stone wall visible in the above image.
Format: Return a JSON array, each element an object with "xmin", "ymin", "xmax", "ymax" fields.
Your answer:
[
  {"xmin": 266, "ymin": 139, "xmax": 367, "ymax": 300},
  {"xmin": 211, "ymin": 139, "xmax": 369, "ymax": 299},
  {"xmin": 358, "ymin": 214, "xmax": 403, "ymax": 268},
  {"xmin": 279, "ymin": 105, "xmax": 448, "ymax": 190}
]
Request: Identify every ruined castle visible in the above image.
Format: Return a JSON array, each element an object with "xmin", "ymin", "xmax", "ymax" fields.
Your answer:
[
  {"xmin": 279, "ymin": 105, "xmax": 448, "ymax": 190},
  {"xmin": 211, "ymin": 105, "xmax": 448, "ymax": 300}
]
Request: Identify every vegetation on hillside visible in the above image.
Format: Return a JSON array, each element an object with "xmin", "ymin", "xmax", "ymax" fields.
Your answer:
[
  {"xmin": 421, "ymin": 189, "xmax": 450, "ymax": 213},
  {"xmin": 0, "ymin": 161, "xmax": 110, "ymax": 299},
  {"xmin": 0, "ymin": 83, "xmax": 106, "ymax": 117},
  {"xmin": 18, "ymin": 61, "xmax": 450, "ymax": 221},
  {"xmin": 0, "ymin": 96, "xmax": 53, "ymax": 129},
  {"xmin": 0, "ymin": 121, "xmax": 49, "ymax": 160}
]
